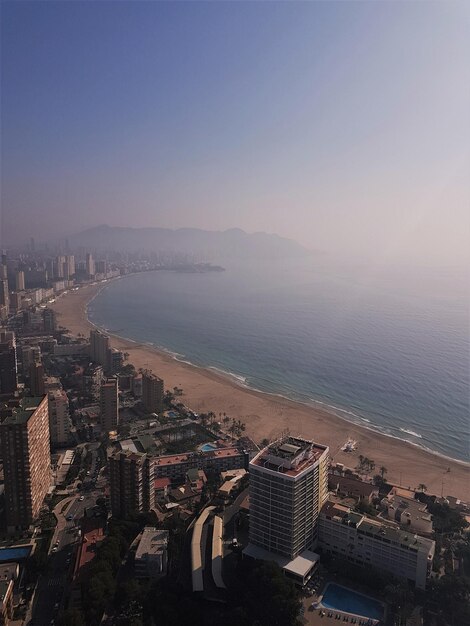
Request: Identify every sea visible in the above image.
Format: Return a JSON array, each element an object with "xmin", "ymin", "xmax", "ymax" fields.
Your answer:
[{"xmin": 88, "ymin": 258, "xmax": 470, "ymax": 463}]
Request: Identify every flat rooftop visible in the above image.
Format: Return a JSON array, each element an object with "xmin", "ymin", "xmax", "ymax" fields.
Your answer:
[
  {"xmin": 0, "ymin": 396, "xmax": 45, "ymax": 425},
  {"xmin": 154, "ymin": 447, "xmax": 243, "ymax": 466},
  {"xmin": 243, "ymin": 543, "xmax": 320, "ymax": 580},
  {"xmin": 135, "ymin": 527, "xmax": 168, "ymax": 560},
  {"xmin": 251, "ymin": 436, "xmax": 328, "ymax": 477}
]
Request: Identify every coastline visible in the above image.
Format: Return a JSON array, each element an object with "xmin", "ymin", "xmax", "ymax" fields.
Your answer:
[{"xmin": 51, "ymin": 280, "xmax": 470, "ymax": 501}]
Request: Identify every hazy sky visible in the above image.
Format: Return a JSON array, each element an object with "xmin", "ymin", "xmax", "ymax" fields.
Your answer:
[{"xmin": 1, "ymin": 0, "xmax": 469, "ymax": 264}]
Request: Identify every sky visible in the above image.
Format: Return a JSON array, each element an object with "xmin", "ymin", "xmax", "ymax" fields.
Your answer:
[{"xmin": 1, "ymin": 0, "xmax": 469, "ymax": 265}]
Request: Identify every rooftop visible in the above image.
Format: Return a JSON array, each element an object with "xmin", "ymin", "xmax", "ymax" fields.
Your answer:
[
  {"xmin": 251, "ymin": 436, "xmax": 328, "ymax": 477},
  {"xmin": 0, "ymin": 396, "xmax": 46, "ymax": 425},
  {"xmin": 135, "ymin": 527, "xmax": 169, "ymax": 560}
]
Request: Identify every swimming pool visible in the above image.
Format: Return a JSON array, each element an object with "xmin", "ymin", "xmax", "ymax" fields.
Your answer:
[
  {"xmin": 199, "ymin": 442, "xmax": 218, "ymax": 452},
  {"xmin": 0, "ymin": 546, "xmax": 33, "ymax": 562},
  {"xmin": 320, "ymin": 583, "xmax": 383, "ymax": 620}
]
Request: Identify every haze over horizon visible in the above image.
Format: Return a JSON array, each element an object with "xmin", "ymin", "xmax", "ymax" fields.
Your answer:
[{"xmin": 1, "ymin": 1, "xmax": 469, "ymax": 266}]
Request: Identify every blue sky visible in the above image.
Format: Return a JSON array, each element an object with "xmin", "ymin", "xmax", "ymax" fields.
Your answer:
[{"xmin": 1, "ymin": 0, "xmax": 469, "ymax": 264}]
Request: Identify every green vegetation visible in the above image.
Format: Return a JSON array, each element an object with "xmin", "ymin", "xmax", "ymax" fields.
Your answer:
[{"xmin": 428, "ymin": 502, "xmax": 468, "ymax": 535}]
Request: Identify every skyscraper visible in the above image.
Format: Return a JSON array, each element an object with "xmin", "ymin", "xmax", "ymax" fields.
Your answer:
[
  {"xmin": 100, "ymin": 377, "xmax": 119, "ymax": 432},
  {"xmin": 0, "ymin": 279, "xmax": 9, "ymax": 316},
  {"xmin": 142, "ymin": 371, "xmax": 164, "ymax": 414},
  {"xmin": 15, "ymin": 271, "xmax": 25, "ymax": 292},
  {"xmin": 29, "ymin": 361, "xmax": 45, "ymax": 397},
  {"xmin": 0, "ymin": 396, "xmax": 51, "ymax": 531},
  {"xmin": 90, "ymin": 329, "xmax": 110, "ymax": 367},
  {"xmin": 86, "ymin": 253, "xmax": 95, "ymax": 277},
  {"xmin": 0, "ymin": 331, "xmax": 18, "ymax": 395},
  {"xmin": 48, "ymin": 388, "xmax": 70, "ymax": 447},
  {"xmin": 65, "ymin": 255, "xmax": 75, "ymax": 280},
  {"xmin": 247, "ymin": 436, "xmax": 329, "ymax": 560},
  {"xmin": 109, "ymin": 449, "xmax": 151, "ymax": 519}
]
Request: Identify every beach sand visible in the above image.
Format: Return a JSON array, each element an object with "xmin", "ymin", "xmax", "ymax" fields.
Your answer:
[{"xmin": 51, "ymin": 280, "xmax": 470, "ymax": 501}]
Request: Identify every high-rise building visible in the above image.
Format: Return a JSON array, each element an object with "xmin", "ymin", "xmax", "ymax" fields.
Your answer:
[
  {"xmin": 90, "ymin": 329, "xmax": 110, "ymax": 367},
  {"xmin": 109, "ymin": 449, "xmax": 151, "ymax": 519},
  {"xmin": 0, "ymin": 331, "xmax": 18, "ymax": 395},
  {"xmin": 65, "ymin": 255, "xmax": 75, "ymax": 280},
  {"xmin": 95, "ymin": 260, "xmax": 107, "ymax": 275},
  {"xmin": 29, "ymin": 361, "xmax": 45, "ymax": 397},
  {"xmin": 55, "ymin": 256, "xmax": 66, "ymax": 279},
  {"xmin": 86, "ymin": 253, "xmax": 95, "ymax": 277},
  {"xmin": 15, "ymin": 271, "xmax": 25, "ymax": 292},
  {"xmin": 0, "ymin": 280, "xmax": 9, "ymax": 316},
  {"xmin": 48, "ymin": 388, "xmax": 70, "ymax": 446},
  {"xmin": 0, "ymin": 396, "xmax": 51, "ymax": 531},
  {"xmin": 247, "ymin": 436, "xmax": 329, "ymax": 561},
  {"xmin": 142, "ymin": 372, "xmax": 164, "ymax": 414},
  {"xmin": 100, "ymin": 377, "xmax": 119, "ymax": 432},
  {"xmin": 43, "ymin": 308, "xmax": 57, "ymax": 333}
]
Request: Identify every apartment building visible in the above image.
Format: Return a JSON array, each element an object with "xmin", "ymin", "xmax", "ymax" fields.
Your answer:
[
  {"xmin": 142, "ymin": 372, "xmax": 164, "ymax": 414},
  {"xmin": 109, "ymin": 449, "xmax": 151, "ymax": 518},
  {"xmin": 153, "ymin": 447, "xmax": 248, "ymax": 481},
  {"xmin": 100, "ymin": 377, "xmax": 119, "ymax": 432},
  {"xmin": 318, "ymin": 500, "xmax": 435, "ymax": 590},
  {"xmin": 48, "ymin": 387, "xmax": 71, "ymax": 446},
  {"xmin": 0, "ymin": 396, "xmax": 51, "ymax": 531}
]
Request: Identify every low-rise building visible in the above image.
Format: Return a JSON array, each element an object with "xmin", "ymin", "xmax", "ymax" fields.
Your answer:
[
  {"xmin": 154, "ymin": 447, "xmax": 248, "ymax": 481},
  {"xmin": 318, "ymin": 500, "xmax": 435, "ymax": 590},
  {"xmin": 328, "ymin": 474, "xmax": 379, "ymax": 503},
  {"xmin": 135, "ymin": 527, "xmax": 169, "ymax": 579},
  {"xmin": 382, "ymin": 488, "xmax": 433, "ymax": 535}
]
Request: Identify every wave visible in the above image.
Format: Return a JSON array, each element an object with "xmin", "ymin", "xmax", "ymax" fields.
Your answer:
[
  {"xmin": 208, "ymin": 365, "xmax": 248, "ymax": 386},
  {"xmin": 399, "ymin": 428, "xmax": 423, "ymax": 439}
]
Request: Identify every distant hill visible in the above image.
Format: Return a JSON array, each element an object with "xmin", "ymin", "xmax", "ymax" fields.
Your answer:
[{"xmin": 66, "ymin": 225, "xmax": 311, "ymax": 261}]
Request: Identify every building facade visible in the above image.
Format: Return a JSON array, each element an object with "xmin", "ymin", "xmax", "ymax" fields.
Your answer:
[
  {"xmin": 248, "ymin": 436, "xmax": 329, "ymax": 559},
  {"xmin": 0, "ymin": 396, "xmax": 51, "ymax": 531},
  {"xmin": 142, "ymin": 372, "xmax": 164, "ymax": 414},
  {"xmin": 48, "ymin": 388, "xmax": 71, "ymax": 447},
  {"xmin": 0, "ymin": 331, "xmax": 17, "ymax": 396},
  {"xmin": 29, "ymin": 361, "xmax": 45, "ymax": 397},
  {"xmin": 318, "ymin": 500, "xmax": 435, "ymax": 590},
  {"xmin": 109, "ymin": 450, "xmax": 151, "ymax": 518},
  {"xmin": 100, "ymin": 377, "xmax": 119, "ymax": 432}
]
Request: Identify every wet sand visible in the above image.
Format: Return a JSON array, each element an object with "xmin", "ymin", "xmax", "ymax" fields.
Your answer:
[{"xmin": 51, "ymin": 279, "xmax": 470, "ymax": 500}]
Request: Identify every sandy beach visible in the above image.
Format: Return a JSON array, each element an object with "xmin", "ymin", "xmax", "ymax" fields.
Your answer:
[{"xmin": 51, "ymin": 280, "xmax": 470, "ymax": 501}]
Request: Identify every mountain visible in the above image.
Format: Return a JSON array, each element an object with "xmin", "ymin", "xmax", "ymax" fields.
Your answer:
[{"xmin": 65, "ymin": 225, "xmax": 312, "ymax": 261}]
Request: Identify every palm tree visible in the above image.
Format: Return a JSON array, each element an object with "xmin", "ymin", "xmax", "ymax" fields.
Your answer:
[
  {"xmin": 358, "ymin": 454, "xmax": 365, "ymax": 470},
  {"xmin": 417, "ymin": 483, "xmax": 427, "ymax": 493},
  {"xmin": 380, "ymin": 466, "xmax": 387, "ymax": 479}
]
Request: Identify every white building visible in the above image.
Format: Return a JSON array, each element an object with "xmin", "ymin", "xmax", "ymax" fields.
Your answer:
[
  {"xmin": 135, "ymin": 527, "xmax": 169, "ymax": 579},
  {"xmin": 318, "ymin": 500, "xmax": 435, "ymax": 590},
  {"xmin": 381, "ymin": 487, "xmax": 433, "ymax": 535}
]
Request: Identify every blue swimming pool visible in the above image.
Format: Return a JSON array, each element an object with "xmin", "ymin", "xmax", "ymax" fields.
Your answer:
[
  {"xmin": 0, "ymin": 546, "xmax": 32, "ymax": 562},
  {"xmin": 320, "ymin": 583, "xmax": 383, "ymax": 620},
  {"xmin": 199, "ymin": 442, "xmax": 218, "ymax": 452}
]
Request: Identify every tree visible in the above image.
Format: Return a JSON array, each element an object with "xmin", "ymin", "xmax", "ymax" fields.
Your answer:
[
  {"xmin": 417, "ymin": 483, "xmax": 427, "ymax": 493},
  {"xmin": 380, "ymin": 465, "xmax": 387, "ymax": 479}
]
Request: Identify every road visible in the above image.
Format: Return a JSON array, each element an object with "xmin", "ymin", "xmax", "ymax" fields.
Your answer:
[{"xmin": 30, "ymin": 490, "xmax": 98, "ymax": 626}]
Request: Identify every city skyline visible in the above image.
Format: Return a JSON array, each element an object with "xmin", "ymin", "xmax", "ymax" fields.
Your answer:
[{"xmin": 1, "ymin": 1, "xmax": 469, "ymax": 265}]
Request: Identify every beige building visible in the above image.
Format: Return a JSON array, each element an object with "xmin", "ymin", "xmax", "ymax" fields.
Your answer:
[
  {"xmin": 100, "ymin": 377, "xmax": 119, "ymax": 432},
  {"xmin": 318, "ymin": 500, "xmax": 435, "ymax": 590},
  {"xmin": 381, "ymin": 487, "xmax": 433, "ymax": 535},
  {"xmin": 48, "ymin": 387, "xmax": 71, "ymax": 446},
  {"xmin": 109, "ymin": 449, "xmax": 151, "ymax": 519},
  {"xmin": 142, "ymin": 371, "xmax": 164, "ymax": 414},
  {"xmin": 90, "ymin": 329, "xmax": 110, "ymax": 368},
  {"xmin": 15, "ymin": 271, "xmax": 25, "ymax": 292},
  {"xmin": 135, "ymin": 527, "xmax": 169, "ymax": 579},
  {"xmin": 0, "ymin": 396, "xmax": 51, "ymax": 531}
]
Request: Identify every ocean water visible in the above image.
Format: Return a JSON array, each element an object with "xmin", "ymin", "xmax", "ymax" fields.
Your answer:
[{"xmin": 88, "ymin": 258, "xmax": 470, "ymax": 462}]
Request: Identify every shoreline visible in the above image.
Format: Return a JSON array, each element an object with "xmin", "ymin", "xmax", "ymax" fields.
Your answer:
[{"xmin": 51, "ymin": 279, "xmax": 470, "ymax": 501}]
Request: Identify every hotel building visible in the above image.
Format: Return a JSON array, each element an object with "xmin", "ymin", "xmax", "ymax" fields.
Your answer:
[
  {"xmin": 0, "ymin": 396, "xmax": 51, "ymax": 531},
  {"xmin": 248, "ymin": 436, "xmax": 329, "ymax": 559},
  {"xmin": 318, "ymin": 500, "xmax": 435, "ymax": 590},
  {"xmin": 142, "ymin": 372, "xmax": 164, "ymax": 414}
]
